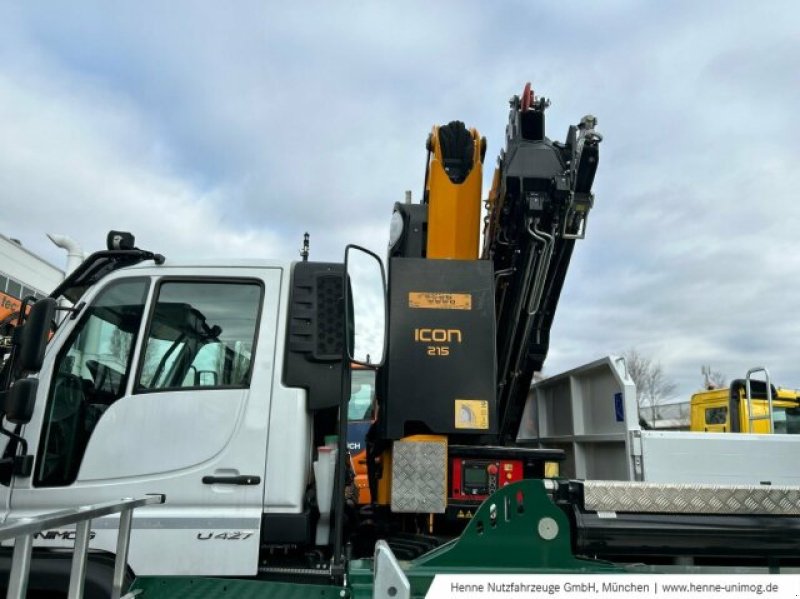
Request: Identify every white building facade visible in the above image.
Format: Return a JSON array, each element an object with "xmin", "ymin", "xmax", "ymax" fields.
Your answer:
[{"xmin": 0, "ymin": 234, "xmax": 65, "ymax": 299}]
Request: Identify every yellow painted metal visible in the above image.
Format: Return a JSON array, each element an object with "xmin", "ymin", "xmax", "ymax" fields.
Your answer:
[
  {"xmin": 425, "ymin": 125, "xmax": 484, "ymax": 260},
  {"xmin": 544, "ymin": 462, "xmax": 560, "ymax": 478},
  {"xmin": 375, "ymin": 448, "xmax": 393, "ymax": 505},
  {"xmin": 408, "ymin": 291, "xmax": 472, "ymax": 310},
  {"xmin": 690, "ymin": 388, "xmax": 728, "ymax": 433},
  {"xmin": 402, "ymin": 433, "xmax": 449, "ymax": 444}
]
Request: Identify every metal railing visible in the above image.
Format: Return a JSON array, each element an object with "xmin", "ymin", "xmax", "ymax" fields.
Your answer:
[
  {"xmin": 745, "ymin": 367, "xmax": 774, "ymax": 433},
  {"xmin": 0, "ymin": 494, "xmax": 165, "ymax": 599}
]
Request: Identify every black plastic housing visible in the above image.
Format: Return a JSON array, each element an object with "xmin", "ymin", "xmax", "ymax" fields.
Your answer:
[
  {"xmin": 17, "ymin": 298, "xmax": 56, "ymax": 374},
  {"xmin": 389, "ymin": 203, "xmax": 428, "ymax": 259},
  {"xmin": 380, "ymin": 258, "xmax": 496, "ymax": 439},
  {"xmin": 5, "ymin": 378, "xmax": 37, "ymax": 424},
  {"xmin": 283, "ymin": 261, "xmax": 345, "ymax": 411}
]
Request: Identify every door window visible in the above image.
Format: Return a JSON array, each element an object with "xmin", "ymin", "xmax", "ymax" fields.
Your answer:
[
  {"xmin": 136, "ymin": 281, "xmax": 262, "ymax": 392},
  {"xmin": 35, "ymin": 279, "xmax": 149, "ymax": 487}
]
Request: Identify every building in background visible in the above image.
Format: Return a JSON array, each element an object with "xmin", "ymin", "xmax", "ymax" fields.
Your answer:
[{"xmin": 0, "ymin": 233, "xmax": 65, "ymax": 300}]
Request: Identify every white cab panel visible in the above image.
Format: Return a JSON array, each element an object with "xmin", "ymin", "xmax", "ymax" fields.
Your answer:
[
  {"xmin": 263, "ymin": 386, "xmax": 312, "ymax": 513},
  {"xmin": 79, "ymin": 389, "xmax": 245, "ymax": 480}
]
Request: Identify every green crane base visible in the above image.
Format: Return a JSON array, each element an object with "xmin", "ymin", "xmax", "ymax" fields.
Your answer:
[{"xmin": 349, "ymin": 480, "xmax": 620, "ymax": 598}]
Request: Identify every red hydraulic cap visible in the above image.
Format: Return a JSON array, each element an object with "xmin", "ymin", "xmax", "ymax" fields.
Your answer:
[{"xmin": 521, "ymin": 82, "xmax": 533, "ymax": 112}]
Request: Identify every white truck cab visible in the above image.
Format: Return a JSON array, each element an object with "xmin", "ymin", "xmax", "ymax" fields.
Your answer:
[{"xmin": 0, "ymin": 242, "xmax": 384, "ymax": 592}]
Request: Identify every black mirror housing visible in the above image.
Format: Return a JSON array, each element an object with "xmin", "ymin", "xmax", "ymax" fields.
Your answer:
[
  {"xmin": 6, "ymin": 378, "xmax": 38, "ymax": 424},
  {"xmin": 17, "ymin": 298, "xmax": 56, "ymax": 374}
]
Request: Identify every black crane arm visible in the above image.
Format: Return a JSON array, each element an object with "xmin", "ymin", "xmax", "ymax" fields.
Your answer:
[{"xmin": 483, "ymin": 83, "xmax": 602, "ymax": 442}]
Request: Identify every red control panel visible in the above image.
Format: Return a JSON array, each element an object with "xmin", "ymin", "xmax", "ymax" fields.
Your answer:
[{"xmin": 450, "ymin": 458, "xmax": 524, "ymax": 501}]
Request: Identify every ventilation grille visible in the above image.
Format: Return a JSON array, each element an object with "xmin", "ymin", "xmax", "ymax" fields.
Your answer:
[{"xmin": 315, "ymin": 274, "xmax": 343, "ymax": 359}]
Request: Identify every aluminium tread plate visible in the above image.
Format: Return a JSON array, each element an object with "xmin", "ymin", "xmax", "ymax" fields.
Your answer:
[
  {"xmin": 582, "ymin": 480, "xmax": 800, "ymax": 515},
  {"xmin": 391, "ymin": 440, "xmax": 447, "ymax": 513}
]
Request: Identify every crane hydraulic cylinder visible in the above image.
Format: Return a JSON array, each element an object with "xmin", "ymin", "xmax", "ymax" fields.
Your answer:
[{"xmin": 425, "ymin": 122, "xmax": 485, "ymax": 260}]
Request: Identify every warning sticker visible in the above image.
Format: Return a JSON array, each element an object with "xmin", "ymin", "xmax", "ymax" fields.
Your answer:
[
  {"xmin": 454, "ymin": 399, "xmax": 489, "ymax": 430},
  {"xmin": 409, "ymin": 292, "xmax": 472, "ymax": 310}
]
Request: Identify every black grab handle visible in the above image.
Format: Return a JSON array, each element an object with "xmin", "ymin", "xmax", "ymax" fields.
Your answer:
[{"xmin": 202, "ymin": 475, "xmax": 261, "ymax": 485}]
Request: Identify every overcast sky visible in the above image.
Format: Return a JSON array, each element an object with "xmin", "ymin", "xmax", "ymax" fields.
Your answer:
[{"xmin": 1, "ymin": 1, "xmax": 798, "ymax": 401}]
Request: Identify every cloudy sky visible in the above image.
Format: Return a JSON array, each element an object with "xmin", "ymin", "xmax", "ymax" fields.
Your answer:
[{"xmin": 1, "ymin": 1, "xmax": 798, "ymax": 401}]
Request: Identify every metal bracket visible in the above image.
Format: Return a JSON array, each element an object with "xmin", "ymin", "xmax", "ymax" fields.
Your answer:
[
  {"xmin": 630, "ymin": 430, "xmax": 644, "ymax": 481},
  {"xmin": 373, "ymin": 540, "xmax": 410, "ymax": 599}
]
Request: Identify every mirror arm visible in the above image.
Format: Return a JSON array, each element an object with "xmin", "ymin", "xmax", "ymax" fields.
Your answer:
[
  {"xmin": 331, "ymin": 357, "xmax": 351, "ymax": 577},
  {"xmin": 0, "ymin": 427, "xmax": 28, "ymax": 456},
  {"xmin": 0, "ymin": 417, "xmax": 33, "ymax": 481},
  {"xmin": 54, "ymin": 304, "xmax": 80, "ymax": 312},
  {"xmin": 49, "ymin": 302, "xmax": 86, "ymax": 321},
  {"xmin": 2, "ymin": 306, "xmax": 29, "ymax": 388},
  {"xmin": 13, "ymin": 296, "xmax": 36, "ymax": 328},
  {"xmin": 0, "ymin": 413, "xmax": 28, "ymax": 456}
]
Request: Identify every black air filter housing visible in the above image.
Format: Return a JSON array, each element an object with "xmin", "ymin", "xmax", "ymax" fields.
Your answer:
[{"xmin": 283, "ymin": 261, "xmax": 344, "ymax": 411}]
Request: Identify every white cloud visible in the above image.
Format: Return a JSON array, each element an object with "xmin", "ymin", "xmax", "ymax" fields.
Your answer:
[
  {"xmin": 1, "ymin": 1, "xmax": 799, "ymax": 402},
  {"xmin": 0, "ymin": 26, "xmax": 284, "ymax": 263}
]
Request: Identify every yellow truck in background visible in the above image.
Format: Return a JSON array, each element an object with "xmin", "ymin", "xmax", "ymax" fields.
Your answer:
[{"xmin": 690, "ymin": 368, "xmax": 800, "ymax": 434}]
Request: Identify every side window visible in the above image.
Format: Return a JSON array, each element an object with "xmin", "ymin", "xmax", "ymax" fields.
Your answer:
[
  {"xmin": 348, "ymin": 369, "xmax": 376, "ymax": 421},
  {"xmin": 137, "ymin": 281, "xmax": 261, "ymax": 391},
  {"xmin": 705, "ymin": 406, "xmax": 728, "ymax": 425},
  {"xmin": 36, "ymin": 279, "xmax": 149, "ymax": 487},
  {"xmin": 784, "ymin": 407, "xmax": 800, "ymax": 435}
]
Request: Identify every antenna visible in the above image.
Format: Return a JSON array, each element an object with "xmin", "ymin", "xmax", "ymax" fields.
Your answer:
[
  {"xmin": 701, "ymin": 365, "xmax": 712, "ymax": 390},
  {"xmin": 300, "ymin": 232, "xmax": 310, "ymax": 262}
]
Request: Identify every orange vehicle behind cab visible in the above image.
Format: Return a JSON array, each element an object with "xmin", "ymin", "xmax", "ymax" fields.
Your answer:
[{"xmin": 347, "ymin": 365, "xmax": 376, "ymax": 504}]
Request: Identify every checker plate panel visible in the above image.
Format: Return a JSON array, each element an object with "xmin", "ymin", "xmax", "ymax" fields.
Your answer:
[
  {"xmin": 583, "ymin": 480, "xmax": 800, "ymax": 515},
  {"xmin": 391, "ymin": 440, "xmax": 447, "ymax": 513}
]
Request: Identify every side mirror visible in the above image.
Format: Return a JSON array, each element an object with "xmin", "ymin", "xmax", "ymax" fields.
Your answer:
[
  {"xmin": 344, "ymin": 245, "xmax": 387, "ymax": 367},
  {"xmin": 17, "ymin": 298, "xmax": 57, "ymax": 374},
  {"xmin": 5, "ymin": 378, "xmax": 38, "ymax": 425}
]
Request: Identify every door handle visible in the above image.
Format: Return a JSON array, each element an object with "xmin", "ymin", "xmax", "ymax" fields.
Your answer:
[{"xmin": 202, "ymin": 475, "xmax": 261, "ymax": 485}]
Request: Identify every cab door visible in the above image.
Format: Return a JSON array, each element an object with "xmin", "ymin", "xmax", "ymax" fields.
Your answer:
[
  {"xmin": 9, "ymin": 268, "xmax": 283, "ymax": 576},
  {"xmin": 691, "ymin": 391, "xmax": 730, "ymax": 433}
]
